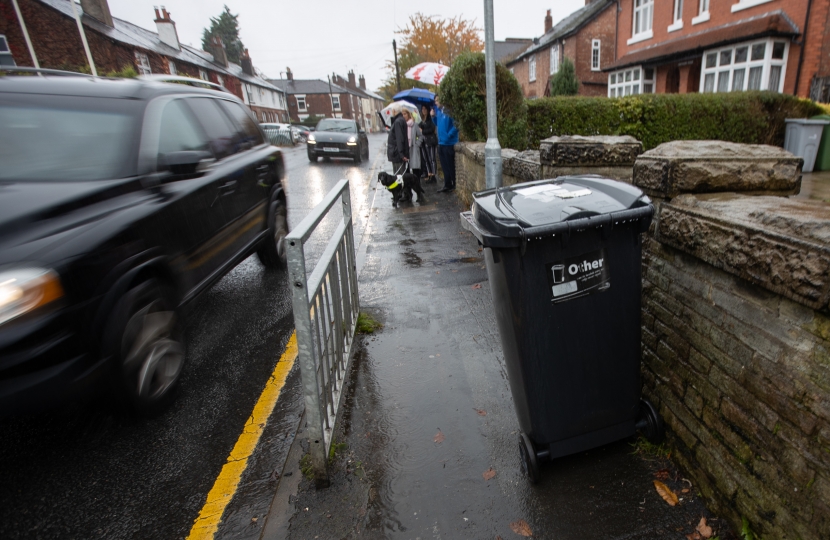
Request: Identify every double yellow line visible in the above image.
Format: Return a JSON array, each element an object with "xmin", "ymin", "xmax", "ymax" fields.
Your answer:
[{"xmin": 186, "ymin": 333, "xmax": 298, "ymax": 540}]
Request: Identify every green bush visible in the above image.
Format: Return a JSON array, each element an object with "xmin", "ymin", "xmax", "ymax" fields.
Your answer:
[
  {"xmin": 525, "ymin": 92, "xmax": 825, "ymax": 150},
  {"xmin": 549, "ymin": 58, "xmax": 579, "ymax": 96},
  {"xmin": 438, "ymin": 51, "xmax": 527, "ymax": 150}
]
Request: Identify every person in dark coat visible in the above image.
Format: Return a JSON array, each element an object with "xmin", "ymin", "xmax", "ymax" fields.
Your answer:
[
  {"xmin": 434, "ymin": 96, "xmax": 458, "ymax": 193},
  {"xmin": 386, "ymin": 105, "xmax": 410, "ymax": 177},
  {"xmin": 418, "ymin": 104, "xmax": 438, "ymax": 183}
]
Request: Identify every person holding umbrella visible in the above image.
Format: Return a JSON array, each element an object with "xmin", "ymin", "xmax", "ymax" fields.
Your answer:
[
  {"xmin": 434, "ymin": 96, "xmax": 458, "ymax": 193},
  {"xmin": 418, "ymin": 104, "xmax": 438, "ymax": 183}
]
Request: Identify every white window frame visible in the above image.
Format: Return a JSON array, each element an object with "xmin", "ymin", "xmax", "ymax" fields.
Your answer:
[
  {"xmin": 245, "ymin": 84, "xmax": 255, "ymax": 104},
  {"xmin": 668, "ymin": 0, "xmax": 684, "ymax": 32},
  {"xmin": 608, "ymin": 66, "xmax": 655, "ymax": 97},
  {"xmin": 216, "ymin": 75, "xmax": 224, "ymax": 87},
  {"xmin": 550, "ymin": 44, "xmax": 559, "ymax": 75},
  {"xmin": 199, "ymin": 69, "xmax": 208, "ymax": 81},
  {"xmin": 692, "ymin": 0, "xmax": 710, "ymax": 25},
  {"xmin": 732, "ymin": 0, "xmax": 774, "ymax": 12},
  {"xmin": 296, "ymin": 95, "xmax": 307, "ymax": 112},
  {"xmin": 167, "ymin": 60, "xmax": 176, "ymax": 75},
  {"xmin": 700, "ymin": 38, "xmax": 789, "ymax": 94},
  {"xmin": 135, "ymin": 52, "xmax": 151, "ymax": 75},
  {"xmin": 529, "ymin": 54, "xmax": 537, "ymax": 82},
  {"xmin": 628, "ymin": 0, "xmax": 654, "ymax": 44},
  {"xmin": 591, "ymin": 40, "xmax": 601, "ymax": 71},
  {"xmin": 331, "ymin": 94, "xmax": 341, "ymax": 111}
]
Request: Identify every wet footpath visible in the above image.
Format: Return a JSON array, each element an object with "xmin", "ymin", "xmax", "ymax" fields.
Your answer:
[{"xmin": 260, "ymin": 167, "xmax": 735, "ymax": 539}]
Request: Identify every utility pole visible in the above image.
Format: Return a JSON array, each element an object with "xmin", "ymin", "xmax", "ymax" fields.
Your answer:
[
  {"xmin": 393, "ymin": 39, "xmax": 401, "ymax": 92},
  {"xmin": 483, "ymin": 0, "xmax": 502, "ymax": 189},
  {"xmin": 327, "ymin": 75, "xmax": 338, "ymax": 119}
]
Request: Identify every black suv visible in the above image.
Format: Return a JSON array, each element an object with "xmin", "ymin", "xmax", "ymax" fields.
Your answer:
[{"xmin": 0, "ymin": 73, "xmax": 288, "ymax": 416}]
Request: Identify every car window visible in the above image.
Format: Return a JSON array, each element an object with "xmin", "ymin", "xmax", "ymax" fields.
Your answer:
[
  {"xmin": 316, "ymin": 119, "xmax": 356, "ymax": 133},
  {"xmin": 185, "ymin": 98, "xmax": 238, "ymax": 160},
  {"xmin": 218, "ymin": 100, "xmax": 265, "ymax": 148},
  {"xmin": 158, "ymin": 99, "xmax": 209, "ymax": 158}
]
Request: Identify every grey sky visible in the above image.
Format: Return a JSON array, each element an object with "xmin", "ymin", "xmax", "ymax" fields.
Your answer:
[{"xmin": 106, "ymin": 0, "xmax": 586, "ymax": 91}]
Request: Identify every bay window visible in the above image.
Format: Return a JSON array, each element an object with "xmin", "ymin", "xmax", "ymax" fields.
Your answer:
[
  {"xmin": 608, "ymin": 66, "xmax": 655, "ymax": 97},
  {"xmin": 700, "ymin": 38, "xmax": 788, "ymax": 93}
]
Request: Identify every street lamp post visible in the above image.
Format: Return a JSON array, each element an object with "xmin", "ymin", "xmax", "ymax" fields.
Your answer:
[{"xmin": 483, "ymin": 0, "xmax": 502, "ymax": 189}]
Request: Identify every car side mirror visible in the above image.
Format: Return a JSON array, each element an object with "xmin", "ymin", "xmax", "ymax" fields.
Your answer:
[{"xmin": 159, "ymin": 150, "xmax": 214, "ymax": 177}]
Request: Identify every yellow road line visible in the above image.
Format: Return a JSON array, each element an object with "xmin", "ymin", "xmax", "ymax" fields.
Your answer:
[{"xmin": 187, "ymin": 333, "xmax": 299, "ymax": 540}]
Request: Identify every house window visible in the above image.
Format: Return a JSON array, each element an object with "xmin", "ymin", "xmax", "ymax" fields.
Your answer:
[
  {"xmin": 608, "ymin": 66, "xmax": 655, "ymax": 97},
  {"xmin": 0, "ymin": 34, "xmax": 15, "ymax": 66},
  {"xmin": 245, "ymin": 84, "xmax": 255, "ymax": 104},
  {"xmin": 732, "ymin": 0, "xmax": 774, "ymax": 13},
  {"xmin": 550, "ymin": 45, "xmax": 559, "ymax": 75},
  {"xmin": 700, "ymin": 38, "xmax": 788, "ymax": 93},
  {"xmin": 633, "ymin": 0, "xmax": 654, "ymax": 36},
  {"xmin": 296, "ymin": 95, "xmax": 307, "ymax": 111},
  {"xmin": 199, "ymin": 69, "xmax": 208, "ymax": 81},
  {"xmin": 331, "ymin": 94, "xmax": 341, "ymax": 110},
  {"xmin": 529, "ymin": 55, "xmax": 536, "ymax": 82},
  {"xmin": 135, "ymin": 52, "xmax": 151, "ymax": 75},
  {"xmin": 669, "ymin": 0, "xmax": 684, "ymax": 31},
  {"xmin": 167, "ymin": 60, "xmax": 176, "ymax": 75},
  {"xmin": 693, "ymin": 0, "xmax": 710, "ymax": 24},
  {"xmin": 591, "ymin": 40, "xmax": 601, "ymax": 71},
  {"xmin": 217, "ymin": 75, "xmax": 223, "ymax": 87}
]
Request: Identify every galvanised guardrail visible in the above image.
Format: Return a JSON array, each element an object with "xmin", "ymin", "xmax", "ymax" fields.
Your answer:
[{"xmin": 286, "ymin": 179, "xmax": 359, "ymax": 488}]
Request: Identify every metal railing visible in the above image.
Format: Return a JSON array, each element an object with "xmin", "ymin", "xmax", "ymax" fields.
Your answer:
[
  {"xmin": 286, "ymin": 179, "xmax": 359, "ymax": 488},
  {"xmin": 264, "ymin": 128, "xmax": 295, "ymax": 146}
]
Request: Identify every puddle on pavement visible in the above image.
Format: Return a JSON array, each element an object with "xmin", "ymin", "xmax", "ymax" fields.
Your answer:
[
  {"xmin": 402, "ymin": 250, "xmax": 422, "ymax": 267},
  {"xmin": 398, "ymin": 239, "xmax": 416, "ymax": 246}
]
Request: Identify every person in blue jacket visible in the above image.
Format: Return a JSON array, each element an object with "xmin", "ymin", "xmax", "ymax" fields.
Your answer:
[{"xmin": 433, "ymin": 96, "xmax": 458, "ymax": 193}]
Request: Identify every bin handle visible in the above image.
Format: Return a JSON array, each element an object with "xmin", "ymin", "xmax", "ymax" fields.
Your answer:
[{"xmin": 523, "ymin": 205, "xmax": 653, "ymax": 239}]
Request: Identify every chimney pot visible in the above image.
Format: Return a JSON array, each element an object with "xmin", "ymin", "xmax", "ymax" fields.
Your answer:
[
  {"xmin": 155, "ymin": 5, "xmax": 180, "ymax": 50},
  {"xmin": 241, "ymin": 49, "xmax": 254, "ymax": 76},
  {"xmin": 286, "ymin": 67, "xmax": 293, "ymax": 81},
  {"xmin": 544, "ymin": 9, "xmax": 553, "ymax": 33},
  {"xmin": 208, "ymin": 37, "xmax": 228, "ymax": 67}
]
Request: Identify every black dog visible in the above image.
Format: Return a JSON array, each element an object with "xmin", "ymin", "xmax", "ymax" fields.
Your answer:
[
  {"xmin": 399, "ymin": 171, "xmax": 426, "ymax": 204},
  {"xmin": 378, "ymin": 171, "xmax": 404, "ymax": 208}
]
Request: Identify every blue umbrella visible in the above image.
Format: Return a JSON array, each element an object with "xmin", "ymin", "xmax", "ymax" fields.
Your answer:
[{"xmin": 392, "ymin": 88, "xmax": 435, "ymax": 107}]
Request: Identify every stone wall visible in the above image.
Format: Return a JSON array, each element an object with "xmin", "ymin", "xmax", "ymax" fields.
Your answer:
[{"xmin": 635, "ymin": 142, "xmax": 830, "ymax": 539}]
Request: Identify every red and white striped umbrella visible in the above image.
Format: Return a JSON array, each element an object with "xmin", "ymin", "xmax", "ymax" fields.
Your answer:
[{"xmin": 404, "ymin": 62, "xmax": 450, "ymax": 86}]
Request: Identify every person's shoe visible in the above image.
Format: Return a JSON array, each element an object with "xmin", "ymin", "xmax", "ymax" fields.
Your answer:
[{"xmin": 437, "ymin": 187, "xmax": 450, "ymax": 193}]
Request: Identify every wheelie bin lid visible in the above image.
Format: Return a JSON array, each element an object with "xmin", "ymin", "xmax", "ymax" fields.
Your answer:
[{"xmin": 460, "ymin": 175, "xmax": 653, "ymax": 248}]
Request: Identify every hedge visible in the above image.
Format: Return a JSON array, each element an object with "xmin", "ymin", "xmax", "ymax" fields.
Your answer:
[{"xmin": 525, "ymin": 92, "xmax": 826, "ymax": 150}]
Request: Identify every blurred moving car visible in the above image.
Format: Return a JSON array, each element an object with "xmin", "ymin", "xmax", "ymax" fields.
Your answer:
[
  {"xmin": 307, "ymin": 118, "xmax": 369, "ymax": 163},
  {"xmin": 261, "ymin": 122, "xmax": 294, "ymax": 146},
  {"xmin": 289, "ymin": 125, "xmax": 308, "ymax": 143},
  {"xmin": 0, "ymin": 70, "xmax": 289, "ymax": 416}
]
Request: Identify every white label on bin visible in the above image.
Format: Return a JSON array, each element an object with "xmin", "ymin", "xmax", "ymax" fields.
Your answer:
[
  {"xmin": 545, "ymin": 248, "xmax": 610, "ymax": 304},
  {"xmin": 516, "ymin": 184, "xmax": 592, "ymax": 203}
]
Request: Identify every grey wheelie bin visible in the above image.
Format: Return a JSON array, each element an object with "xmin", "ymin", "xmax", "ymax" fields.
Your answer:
[{"xmin": 460, "ymin": 175, "xmax": 663, "ymax": 483}]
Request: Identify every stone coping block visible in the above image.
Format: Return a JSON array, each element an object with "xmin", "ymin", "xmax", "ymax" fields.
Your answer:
[
  {"xmin": 656, "ymin": 193, "xmax": 830, "ymax": 311},
  {"xmin": 456, "ymin": 142, "xmax": 541, "ymax": 182},
  {"xmin": 539, "ymin": 135, "xmax": 643, "ymax": 167},
  {"xmin": 634, "ymin": 140, "xmax": 803, "ymax": 199}
]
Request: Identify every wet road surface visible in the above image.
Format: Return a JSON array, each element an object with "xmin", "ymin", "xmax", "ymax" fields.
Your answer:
[
  {"xmin": 269, "ymin": 163, "xmax": 736, "ymax": 539},
  {"xmin": 0, "ymin": 135, "xmax": 388, "ymax": 540}
]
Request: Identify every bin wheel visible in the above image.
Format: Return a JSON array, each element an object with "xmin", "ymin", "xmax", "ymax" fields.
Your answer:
[
  {"xmin": 519, "ymin": 432, "xmax": 540, "ymax": 484},
  {"xmin": 636, "ymin": 399, "xmax": 665, "ymax": 444}
]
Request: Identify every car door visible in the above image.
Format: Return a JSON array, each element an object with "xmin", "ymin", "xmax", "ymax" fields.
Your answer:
[{"xmin": 213, "ymin": 98, "xmax": 272, "ymax": 260}]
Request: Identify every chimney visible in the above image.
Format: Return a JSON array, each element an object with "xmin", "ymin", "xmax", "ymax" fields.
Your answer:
[
  {"xmin": 80, "ymin": 0, "xmax": 113, "ymax": 27},
  {"xmin": 154, "ymin": 6, "xmax": 180, "ymax": 50},
  {"xmin": 348, "ymin": 70, "xmax": 356, "ymax": 88},
  {"xmin": 286, "ymin": 67, "xmax": 293, "ymax": 81},
  {"xmin": 208, "ymin": 36, "xmax": 228, "ymax": 67},
  {"xmin": 544, "ymin": 9, "xmax": 552, "ymax": 33},
  {"xmin": 359, "ymin": 75, "xmax": 366, "ymax": 90},
  {"xmin": 241, "ymin": 49, "xmax": 254, "ymax": 76}
]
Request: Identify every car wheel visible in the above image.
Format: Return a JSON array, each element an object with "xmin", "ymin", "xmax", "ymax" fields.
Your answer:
[
  {"xmin": 106, "ymin": 280, "xmax": 185, "ymax": 417},
  {"xmin": 353, "ymin": 149, "xmax": 361, "ymax": 163},
  {"xmin": 307, "ymin": 151, "xmax": 318, "ymax": 162},
  {"xmin": 257, "ymin": 196, "xmax": 288, "ymax": 269}
]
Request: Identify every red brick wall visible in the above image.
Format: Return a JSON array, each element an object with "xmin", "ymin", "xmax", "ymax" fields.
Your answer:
[
  {"xmin": 800, "ymin": 0, "xmax": 830, "ymax": 95},
  {"xmin": 289, "ymin": 92, "xmax": 356, "ymax": 123},
  {"xmin": 615, "ymin": 0, "xmax": 814, "ymax": 97}
]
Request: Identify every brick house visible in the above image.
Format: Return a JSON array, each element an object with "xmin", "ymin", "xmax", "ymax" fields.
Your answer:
[
  {"xmin": 1, "ymin": 0, "xmax": 289, "ymax": 121},
  {"xmin": 271, "ymin": 69, "xmax": 378, "ymax": 126},
  {"xmin": 331, "ymin": 70, "xmax": 386, "ymax": 132},
  {"xmin": 606, "ymin": 0, "xmax": 830, "ymax": 100},
  {"xmin": 505, "ymin": 0, "xmax": 617, "ymax": 98}
]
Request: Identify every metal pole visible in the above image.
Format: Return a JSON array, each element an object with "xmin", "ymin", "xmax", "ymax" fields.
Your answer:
[
  {"xmin": 11, "ymin": 0, "xmax": 39, "ymax": 69},
  {"xmin": 483, "ymin": 0, "xmax": 503, "ymax": 189},
  {"xmin": 69, "ymin": 0, "xmax": 98, "ymax": 76},
  {"xmin": 393, "ymin": 39, "xmax": 401, "ymax": 92},
  {"xmin": 327, "ymin": 75, "xmax": 337, "ymax": 119}
]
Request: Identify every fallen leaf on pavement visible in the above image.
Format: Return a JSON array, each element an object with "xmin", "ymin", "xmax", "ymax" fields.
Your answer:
[
  {"xmin": 510, "ymin": 519, "xmax": 533, "ymax": 537},
  {"xmin": 478, "ymin": 248, "xmax": 483, "ymax": 252},
  {"xmin": 696, "ymin": 517, "xmax": 713, "ymax": 538},
  {"xmin": 433, "ymin": 430, "xmax": 445, "ymax": 444},
  {"xmin": 654, "ymin": 468, "xmax": 670, "ymax": 480},
  {"xmin": 654, "ymin": 480, "xmax": 679, "ymax": 506},
  {"xmin": 459, "ymin": 251, "xmax": 466, "ymax": 255},
  {"xmin": 686, "ymin": 533, "xmax": 701, "ymax": 540},
  {"xmin": 681, "ymin": 488, "xmax": 690, "ymax": 493},
  {"xmin": 472, "ymin": 283, "xmax": 482, "ymax": 289},
  {"xmin": 482, "ymin": 467, "xmax": 496, "ymax": 481},
  {"xmin": 474, "ymin": 408, "xmax": 487, "ymax": 416}
]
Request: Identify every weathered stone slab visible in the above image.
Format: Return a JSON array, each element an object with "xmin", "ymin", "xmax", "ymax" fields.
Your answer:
[
  {"xmin": 634, "ymin": 141, "xmax": 803, "ymax": 199},
  {"xmin": 539, "ymin": 135, "xmax": 643, "ymax": 167},
  {"xmin": 656, "ymin": 193, "xmax": 830, "ymax": 311}
]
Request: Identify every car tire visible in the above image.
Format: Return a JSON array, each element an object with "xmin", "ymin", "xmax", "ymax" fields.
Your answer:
[
  {"xmin": 307, "ymin": 151, "xmax": 318, "ymax": 162},
  {"xmin": 353, "ymin": 150, "xmax": 361, "ymax": 163},
  {"xmin": 257, "ymin": 196, "xmax": 288, "ymax": 270},
  {"xmin": 105, "ymin": 280, "xmax": 185, "ymax": 417}
]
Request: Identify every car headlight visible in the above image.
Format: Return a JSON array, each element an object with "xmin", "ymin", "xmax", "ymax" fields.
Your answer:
[
  {"xmin": 308, "ymin": 134, "xmax": 316, "ymax": 143},
  {"xmin": 0, "ymin": 268, "xmax": 64, "ymax": 326},
  {"xmin": 347, "ymin": 136, "xmax": 357, "ymax": 146}
]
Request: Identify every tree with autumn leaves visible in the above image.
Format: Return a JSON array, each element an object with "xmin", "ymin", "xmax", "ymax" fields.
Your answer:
[{"xmin": 379, "ymin": 13, "xmax": 484, "ymax": 101}]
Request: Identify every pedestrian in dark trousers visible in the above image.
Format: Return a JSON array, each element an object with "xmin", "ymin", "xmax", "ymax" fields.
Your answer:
[
  {"xmin": 419, "ymin": 104, "xmax": 438, "ymax": 183},
  {"xmin": 386, "ymin": 104, "xmax": 409, "ymax": 177},
  {"xmin": 434, "ymin": 96, "xmax": 458, "ymax": 193}
]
